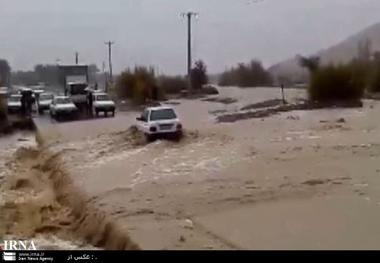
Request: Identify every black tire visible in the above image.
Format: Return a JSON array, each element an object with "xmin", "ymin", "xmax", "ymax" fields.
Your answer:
[
  {"xmin": 105, "ymin": 111, "xmax": 108, "ymax": 117},
  {"xmin": 38, "ymin": 109, "xmax": 44, "ymax": 114},
  {"xmin": 145, "ymin": 133, "xmax": 155, "ymax": 143},
  {"xmin": 173, "ymin": 131, "xmax": 183, "ymax": 141},
  {"xmin": 95, "ymin": 110, "xmax": 99, "ymax": 117},
  {"xmin": 111, "ymin": 110, "xmax": 115, "ymax": 117}
]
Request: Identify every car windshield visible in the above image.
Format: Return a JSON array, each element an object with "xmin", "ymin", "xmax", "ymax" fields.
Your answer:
[
  {"xmin": 40, "ymin": 94, "xmax": 53, "ymax": 100},
  {"xmin": 55, "ymin": 98, "xmax": 71, "ymax": 104},
  {"xmin": 9, "ymin": 96, "xmax": 21, "ymax": 102},
  {"xmin": 150, "ymin": 109, "xmax": 177, "ymax": 121},
  {"xmin": 96, "ymin": 95, "xmax": 110, "ymax": 101}
]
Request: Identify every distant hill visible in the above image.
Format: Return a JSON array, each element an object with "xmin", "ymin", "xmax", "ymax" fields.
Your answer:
[{"xmin": 268, "ymin": 22, "xmax": 380, "ymax": 83}]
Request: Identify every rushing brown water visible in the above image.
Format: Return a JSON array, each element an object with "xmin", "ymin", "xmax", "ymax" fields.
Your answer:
[
  {"xmin": 0, "ymin": 132, "xmax": 138, "ymax": 250},
  {"xmin": 5, "ymin": 87, "xmax": 380, "ymax": 249}
]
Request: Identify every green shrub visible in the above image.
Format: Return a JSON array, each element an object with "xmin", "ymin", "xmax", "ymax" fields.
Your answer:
[
  {"xmin": 115, "ymin": 66, "xmax": 164, "ymax": 104},
  {"xmin": 309, "ymin": 64, "xmax": 365, "ymax": 102},
  {"xmin": 158, "ymin": 76, "xmax": 187, "ymax": 94},
  {"xmin": 0, "ymin": 98, "xmax": 7, "ymax": 122},
  {"xmin": 369, "ymin": 60, "xmax": 380, "ymax": 92},
  {"xmin": 219, "ymin": 60, "xmax": 272, "ymax": 87},
  {"xmin": 191, "ymin": 60, "xmax": 208, "ymax": 90},
  {"xmin": 298, "ymin": 56, "xmax": 320, "ymax": 73}
]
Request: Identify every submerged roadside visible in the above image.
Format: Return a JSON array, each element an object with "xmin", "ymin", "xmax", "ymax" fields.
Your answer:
[
  {"xmin": 2, "ymin": 88, "xmax": 380, "ymax": 250},
  {"xmin": 0, "ymin": 130, "xmax": 139, "ymax": 250}
]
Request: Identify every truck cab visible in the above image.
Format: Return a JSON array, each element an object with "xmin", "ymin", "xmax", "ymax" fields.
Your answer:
[{"xmin": 66, "ymin": 82, "xmax": 88, "ymax": 105}]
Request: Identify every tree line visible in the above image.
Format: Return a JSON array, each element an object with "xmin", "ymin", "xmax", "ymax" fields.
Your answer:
[
  {"xmin": 115, "ymin": 60, "xmax": 210, "ymax": 104},
  {"xmin": 218, "ymin": 60, "xmax": 273, "ymax": 87}
]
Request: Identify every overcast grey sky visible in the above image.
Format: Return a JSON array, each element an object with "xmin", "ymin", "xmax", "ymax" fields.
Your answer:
[{"xmin": 1, "ymin": 0, "xmax": 379, "ymax": 74}]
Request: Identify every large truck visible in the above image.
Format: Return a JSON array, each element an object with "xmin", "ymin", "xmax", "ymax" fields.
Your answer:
[{"xmin": 58, "ymin": 65, "xmax": 89, "ymax": 112}]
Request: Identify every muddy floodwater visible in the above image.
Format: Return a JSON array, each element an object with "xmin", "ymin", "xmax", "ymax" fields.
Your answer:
[{"xmin": 2, "ymin": 87, "xmax": 380, "ymax": 249}]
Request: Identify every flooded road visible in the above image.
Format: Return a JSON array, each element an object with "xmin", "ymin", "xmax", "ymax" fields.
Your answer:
[
  {"xmin": 3, "ymin": 87, "xmax": 380, "ymax": 249},
  {"xmin": 0, "ymin": 132, "xmax": 88, "ymax": 249},
  {"xmin": 0, "ymin": 132, "xmax": 136, "ymax": 250}
]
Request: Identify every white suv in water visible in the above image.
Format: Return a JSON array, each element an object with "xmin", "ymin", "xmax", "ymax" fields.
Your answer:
[{"xmin": 136, "ymin": 106, "xmax": 183, "ymax": 141}]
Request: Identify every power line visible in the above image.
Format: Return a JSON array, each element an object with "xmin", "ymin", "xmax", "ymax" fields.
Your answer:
[
  {"xmin": 102, "ymin": 61, "xmax": 107, "ymax": 91},
  {"xmin": 181, "ymin": 11, "xmax": 198, "ymax": 92}
]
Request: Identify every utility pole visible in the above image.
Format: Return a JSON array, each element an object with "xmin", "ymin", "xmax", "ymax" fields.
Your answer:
[
  {"xmin": 181, "ymin": 12, "xmax": 198, "ymax": 92},
  {"xmin": 102, "ymin": 61, "xmax": 107, "ymax": 92},
  {"xmin": 105, "ymin": 41, "xmax": 114, "ymax": 85},
  {"xmin": 75, "ymin": 52, "xmax": 79, "ymax": 65}
]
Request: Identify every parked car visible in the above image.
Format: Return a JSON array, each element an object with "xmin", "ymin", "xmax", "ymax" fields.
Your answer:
[
  {"xmin": 136, "ymin": 106, "xmax": 183, "ymax": 141},
  {"xmin": 92, "ymin": 92, "xmax": 115, "ymax": 117},
  {"xmin": 49, "ymin": 96, "xmax": 78, "ymax": 120},
  {"xmin": 7, "ymin": 94, "xmax": 22, "ymax": 114},
  {"xmin": 37, "ymin": 93, "xmax": 54, "ymax": 114},
  {"xmin": 0, "ymin": 87, "xmax": 8, "ymax": 98}
]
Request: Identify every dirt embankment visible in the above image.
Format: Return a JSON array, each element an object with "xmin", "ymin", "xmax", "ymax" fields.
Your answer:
[
  {"xmin": 0, "ymin": 116, "xmax": 35, "ymax": 135},
  {"xmin": 217, "ymin": 100, "xmax": 363, "ymax": 123},
  {"xmin": 0, "ymin": 134, "xmax": 140, "ymax": 250}
]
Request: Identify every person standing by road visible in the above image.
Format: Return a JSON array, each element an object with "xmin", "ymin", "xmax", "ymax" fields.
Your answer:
[
  {"xmin": 21, "ymin": 89, "xmax": 33, "ymax": 116},
  {"xmin": 281, "ymin": 84, "xmax": 286, "ymax": 104},
  {"xmin": 87, "ymin": 90, "xmax": 93, "ymax": 116},
  {"xmin": 21, "ymin": 92, "xmax": 26, "ymax": 115}
]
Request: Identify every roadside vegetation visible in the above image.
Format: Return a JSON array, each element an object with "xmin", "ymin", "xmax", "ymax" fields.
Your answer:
[
  {"xmin": 218, "ymin": 60, "xmax": 273, "ymax": 87},
  {"xmin": 157, "ymin": 75, "xmax": 188, "ymax": 95},
  {"xmin": 115, "ymin": 60, "xmax": 211, "ymax": 104},
  {"xmin": 190, "ymin": 60, "xmax": 208, "ymax": 90},
  {"xmin": 304, "ymin": 61, "xmax": 366, "ymax": 102},
  {"xmin": 298, "ymin": 40, "xmax": 380, "ymax": 103},
  {"xmin": 368, "ymin": 52, "xmax": 380, "ymax": 93},
  {"xmin": 115, "ymin": 66, "xmax": 163, "ymax": 105},
  {"xmin": 0, "ymin": 98, "xmax": 7, "ymax": 124}
]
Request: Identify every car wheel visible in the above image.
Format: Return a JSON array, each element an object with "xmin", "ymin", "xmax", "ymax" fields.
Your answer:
[
  {"xmin": 111, "ymin": 110, "xmax": 115, "ymax": 117},
  {"xmin": 173, "ymin": 131, "xmax": 183, "ymax": 141},
  {"xmin": 105, "ymin": 111, "xmax": 108, "ymax": 117},
  {"xmin": 95, "ymin": 110, "xmax": 99, "ymax": 117},
  {"xmin": 145, "ymin": 133, "xmax": 155, "ymax": 143}
]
